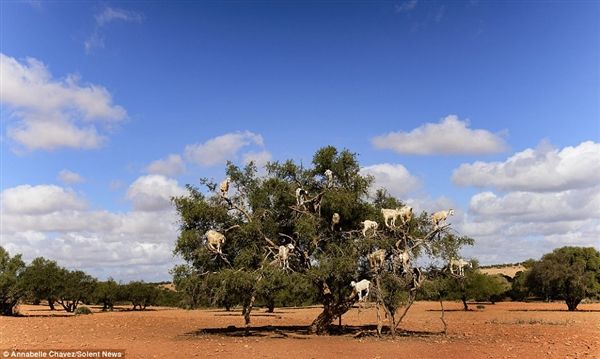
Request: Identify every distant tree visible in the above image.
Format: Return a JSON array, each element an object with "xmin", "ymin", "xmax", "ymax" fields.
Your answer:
[
  {"xmin": 93, "ymin": 279, "xmax": 120, "ymax": 311},
  {"xmin": 171, "ymin": 265, "xmax": 206, "ymax": 309},
  {"xmin": 155, "ymin": 287, "xmax": 183, "ymax": 307},
  {"xmin": 509, "ymin": 270, "xmax": 531, "ymax": 301},
  {"xmin": 125, "ymin": 281, "xmax": 159, "ymax": 310},
  {"xmin": 21, "ymin": 257, "xmax": 63, "ymax": 310},
  {"xmin": 0, "ymin": 247, "xmax": 26, "ymax": 316},
  {"xmin": 56, "ymin": 269, "xmax": 97, "ymax": 312},
  {"xmin": 527, "ymin": 246, "xmax": 600, "ymax": 311},
  {"xmin": 466, "ymin": 272, "xmax": 510, "ymax": 304},
  {"xmin": 521, "ymin": 258, "xmax": 537, "ymax": 269}
]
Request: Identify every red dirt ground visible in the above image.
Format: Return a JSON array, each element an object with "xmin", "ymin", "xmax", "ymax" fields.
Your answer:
[{"xmin": 1, "ymin": 301, "xmax": 599, "ymax": 359}]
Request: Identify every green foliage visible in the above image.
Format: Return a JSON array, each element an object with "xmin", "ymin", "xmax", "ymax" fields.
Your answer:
[
  {"xmin": 420, "ymin": 269, "xmax": 509, "ymax": 308},
  {"xmin": 74, "ymin": 305, "xmax": 93, "ymax": 315},
  {"xmin": 466, "ymin": 273, "xmax": 510, "ymax": 303},
  {"xmin": 171, "ymin": 264, "xmax": 208, "ymax": 309},
  {"xmin": 521, "ymin": 258, "xmax": 537, "ymax": 269},
  {"xmin": 509, "ymin": 270, "xmax": 531, "ymax": 301},
  {"xmin": 377, "ymin": 272, "xmax": 410, "ymax": 314},
  {"xmin": 172, "ymin": 146, "xmax": 474, "ymax": 332},
  {"xmin": 155, "ymin": 287, "xmax": 184, "ymax": 307},
  {"xmin": 527, "ymin": 246, "xmax": 600, "ymax": 311},
  {"xmin": 56, "ymin": 269, "xmax": 97, "ymax": 313},
  {"xmin": 124, "ymin": 281, "xmax": 159, "ymax": 310},
  {"xmin": 21, "ymin": 257, "xmax": 63, "ymax": 310},
  {"xmin": 0, "ymin": 247, "xmax": 26, "ymax": 316},
  {"xmin": 93, "ymin": 279, "xmax": 120, "ymax": 311}
]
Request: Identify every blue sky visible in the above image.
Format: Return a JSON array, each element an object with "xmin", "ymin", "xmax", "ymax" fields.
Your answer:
[{"xmin": 1, "ymin": 0, "xmax": 599, "ymax": 281}]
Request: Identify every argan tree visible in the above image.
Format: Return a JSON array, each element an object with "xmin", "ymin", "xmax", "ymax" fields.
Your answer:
[
  {"xmin": 93, "ymin": 278, "xmax": 121, "ymax": 311},
  {"xmin": 0, "ymin": 247, "xmax": 26, "ymax": 316},
  {"xmin": 173, "ymin": 146, "xmax": 472, "ymax": 334},
  {"xmin": 125, "ymin": 281, "xmax": 160, "ymax": 310},
  {"xmin": 527, "ymin": 246, "xmax": 600, "ymax": 311},
  {"xmin": 21, "ymin": 257, "xmax": 63, "ymax": 310},
  {"xmin": 56, "ymin": 269, "xmax": 97, "ymax": 313}
]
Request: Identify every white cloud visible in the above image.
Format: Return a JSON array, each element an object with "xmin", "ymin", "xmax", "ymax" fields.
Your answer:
[
  {"xmin": 243, "ymin": 150, "xmax": 273, "ymax": 168},
  {"xmin": 372, "ymin": 115, "xmax": 507, "ymax": 155},
  {"xmin": 95, "ymin": 7, "xmax": 143, "ymax": 26},
  {"xmin": 1, "ymin": 185, "xmax": 87, "ymax": 215},
  {"xmin": 58, "ymin": 169, "xmax": 85, "ymax": 185},
  {"xmin": 146, "ymin": 154, "xmax": 186, "ymax": 176},
  {"xmin": 185, "ymin": 131, "xmax": 265, "ymax": 166},
  {"xmin": 453, "ymin": 141, "xmax": 600, "ymax": 192},
  {"xmin": 85, "ymin": 7, "xmax": 143, "ymax": 53},
  {"xmin": 0, "ymin": 178, "xmax": 186, "ymax": 282},
  {"xmin": 126, "ymin": 175, "xmax": 187, "ymax": 211},
  {"xmin": 468, "ymin": 187, "xmax": 600, "ymax": 223},
  {"xmin": 360, "ymin": 163, "xmax": 421, "ymax": 198},
  {"xmin": 0, "ymin": 53, "xmax": 126, "ymax": 150},
  {"xmin": 455, "ymin": 141, "xmax": 600, "ymax": 264}
]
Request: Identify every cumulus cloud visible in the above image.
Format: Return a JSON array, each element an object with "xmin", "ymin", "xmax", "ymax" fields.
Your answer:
[
  {"xmin": 145, "ymin": 154, "xmax": 186, "ymax": 176},
  {"xmin": 0, "ymin": 53, "xmax": 126, "ymax": 150},
  {"xmin": 243, "ymin": 150, "xmax": 273, "ymax": 168},
  {"xmin": 126, "ymin": 175, "xmax": 187, "ymax": 211},
  {"xmin": 1, "ymin": 177, "xmax": 187, "ymax": 281},
  {"xmin": 1, "ymin": 185, "xmax": 87, "ymax": 215},
  {"xmin": 455, "ymin": 141, "xmax": 600, "ymax": 264},
  {"xmin": 360, "ymin": 163, "xmax": 421, "ymax": 198},
  {"xmin": 58, "ymin": 170, "xmax": 85, "ymax": 184},
  {"xmin": 453, "ymin": 141, "xmax": 600, "ymax": 192},
  {"xmin": 372, "ymin": 115, "xmax": 507, "ymax": 155},
  {"xmin": 185, "ymin": 131, "xmax": 266, "ymax": 166}
]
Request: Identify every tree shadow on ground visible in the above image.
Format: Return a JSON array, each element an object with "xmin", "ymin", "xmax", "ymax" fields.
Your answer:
[{"xmin": 183, "ymin": 325, "xmax": 445, "ymax": 339}]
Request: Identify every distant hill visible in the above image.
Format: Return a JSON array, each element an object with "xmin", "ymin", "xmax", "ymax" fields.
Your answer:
[{"xmin": 479, "ymin": 264, "xmax": 526, "ymax": 278}]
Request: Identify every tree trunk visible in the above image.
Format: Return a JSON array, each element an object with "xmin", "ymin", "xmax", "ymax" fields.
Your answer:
[
  {"xmin": 566, "ymin": 297, "xmax": 580, "ymax": 311},
  {"xmin": 47, "ymin": 298, "xmax": 55, "ymax": 311},
  {"xmin": 461, "ymin": 295, "xmax": 469, "ymax": 311},
  {"xmin": 309, "ymin": 282, "xmax": 357, "ymax": 334},
  {"xmin": 439, "ymin": 297, "xmax": 447, "ymax": 335},
  {"xmin": 266, "ymin": 298, "xmax": 275, "ymax": 313},
  {"xmin": 243, "ymin": 275, "xmax": 262, "ymax": 327}
]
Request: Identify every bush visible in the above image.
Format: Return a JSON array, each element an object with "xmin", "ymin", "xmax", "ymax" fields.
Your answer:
[
  {"xmin": 74, "ymin": 306, "xmax": 93, "ymax": 315},
  {"xmin": 0, "ymin": 247, "xmax": 26, "ymax": 316}
]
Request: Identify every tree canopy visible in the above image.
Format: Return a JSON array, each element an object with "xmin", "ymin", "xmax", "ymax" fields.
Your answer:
[
  {"xmin": 527, "ymin": 246, "xmax": 600, "ymax": 311},
  {"xmin": 173, "ymin": 146, "xmax": 474, "ymax": 334}
]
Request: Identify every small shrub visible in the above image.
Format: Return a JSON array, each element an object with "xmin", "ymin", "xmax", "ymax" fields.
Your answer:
[
  {"xmin": 74, "ymin": 306, "xmax": 93, "ymax": 315},
  {"xmin": 476, "ymin": 304, "xmax": 486, "ymax": 310}
]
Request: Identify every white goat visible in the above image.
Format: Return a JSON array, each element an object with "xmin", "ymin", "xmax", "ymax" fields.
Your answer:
[
  {"xmin": 331, "ymin": 212, "xmax": 341, "ymax": 231},
  {"xmin": 432, "ymin": 209, "xmax": 455, "ymax": 229},
  {"xmin": 367, "ymin": 249, "xmax": 386, "ymax": 270},
  {"xmin": 395, "ymin": 250, "xmax": 411, "ymax": 274},
  {"xmin": 350, "ymin": 279, "xmax": 371, "ymax": 301},
  {"xmin": 278, "ymin": 243, "xmax": 295, "ymax": 269},
  {"xmin": 219, "ymin": 177, "xmax": 230, "ymax": 198},
  {"xmin": 381, "ymin": 206, "xmax": 413, "ymax": 228},
  {"xmin": 449, "ymin": 257, "xmax": 471, "ymax": 276},
  {"xmin": 361, "ymin": 220, "xmax": 379, "ymax": 237},
  {"xmin": 206, "ymin": 230, "xmax": 225, "ymax": 254},
  {"xmin": 295, "ymin": 187, "xmax": 308, "ymax": 207},
  {"xmin": 324, "ymin": 169, "xmax": 333, "ymax": 188}
]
